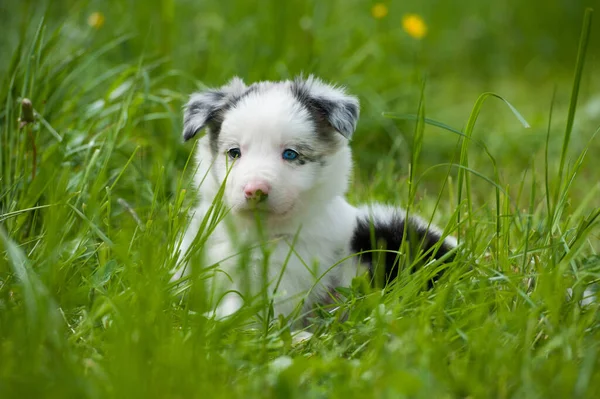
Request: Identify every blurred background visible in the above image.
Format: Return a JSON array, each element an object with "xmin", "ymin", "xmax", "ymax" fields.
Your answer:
[{"xmin": 1, "ymin": 0, "xmax": 599, "ymax": 202}]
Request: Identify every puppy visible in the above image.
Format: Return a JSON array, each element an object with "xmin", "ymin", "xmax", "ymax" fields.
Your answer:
[{"xmin": 172, "ymin": 76, "xmax": 456, "ymax": 325}]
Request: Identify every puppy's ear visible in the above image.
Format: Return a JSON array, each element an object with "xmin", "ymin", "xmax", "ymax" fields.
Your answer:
[
  {"xmin": 183, "ymin": 77, "xmax": 247, "ymax": 141},
  {"xmin": 292, "ymin": 75, "xmax": 360, "ymax": 139}
]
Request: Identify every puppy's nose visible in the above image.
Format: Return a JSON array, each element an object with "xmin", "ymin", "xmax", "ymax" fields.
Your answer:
[{"xmin": 244, "ymin": 181, "xmax": 270, "ymax": 202}]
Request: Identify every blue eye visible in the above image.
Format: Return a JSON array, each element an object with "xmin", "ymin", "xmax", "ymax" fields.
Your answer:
[
  {"xmin": 282, "ymin": 149, "xmax": 299, "ymax": 161},
  {"xmin": 227, "ymin": 148, "xmax": 241, "ymax": 159}
]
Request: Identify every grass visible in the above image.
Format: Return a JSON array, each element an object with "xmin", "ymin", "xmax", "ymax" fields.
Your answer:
[{"xmin": 1, "ymin": 1, "xmax": 600, "ymax": 397}]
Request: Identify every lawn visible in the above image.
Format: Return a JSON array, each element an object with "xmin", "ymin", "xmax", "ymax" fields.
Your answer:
[{"xmin": 1, "ymin": 0, "xmax": 600, "ymax": 397}]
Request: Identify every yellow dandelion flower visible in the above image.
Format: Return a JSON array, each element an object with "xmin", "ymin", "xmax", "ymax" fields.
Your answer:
[
  {"xmin": 87, "ymin": 12, "xmax": 105, "ymax": 29},
  {"xmin": 402, "ymin": 14, "xmax": 427, "ymax": 39},
  {"xmin": 371, "ymin": 3, "xmax": 388, "ymax": 19}
]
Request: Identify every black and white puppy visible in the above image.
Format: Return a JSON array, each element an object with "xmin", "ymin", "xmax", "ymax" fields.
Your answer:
[{"xmin": 173, "ymin": 76, "xmax": 457, "ymax": 323}]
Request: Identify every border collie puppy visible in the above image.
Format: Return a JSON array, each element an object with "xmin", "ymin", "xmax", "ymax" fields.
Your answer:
[{"xmin": 172, "ymin": 76, "xmax": 456, "ymax": 323}]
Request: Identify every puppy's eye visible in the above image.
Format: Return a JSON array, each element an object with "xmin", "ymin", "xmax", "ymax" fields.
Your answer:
[
  {"xmin": 282, "ymin": 149, "xmax": 299, "ymax": 161},
  {"xmin": 227, "ymin": 148, "xmax": 241, "ymax": 159}
]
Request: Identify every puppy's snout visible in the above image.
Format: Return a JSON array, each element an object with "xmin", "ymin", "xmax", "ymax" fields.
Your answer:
[{"xmin": 244, "ymin": 181, "xmax": 270, "ymax": 202}]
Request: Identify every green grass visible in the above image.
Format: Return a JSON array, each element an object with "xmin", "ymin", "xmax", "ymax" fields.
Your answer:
[{"xmin": 1, "ymin": 1, "xmax": 600, "ymax": 397}]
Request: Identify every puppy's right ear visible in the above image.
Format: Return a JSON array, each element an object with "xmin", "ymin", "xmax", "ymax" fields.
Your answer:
[{"xmin": 183, "ymin": 77, "xmax": 247, "ymax": 141}]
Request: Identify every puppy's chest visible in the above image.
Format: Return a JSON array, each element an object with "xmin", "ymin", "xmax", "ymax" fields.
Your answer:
[
  {"xmin": 214, "ymin": 225, "xmax": 348, "ymax": 281},
  {"xmin": 257, "ymin": 237, "xmax": 349, "ymax": 300},
  {"xmin": 242, "ymin": 234, "xmax": 342, "ymax": 273}
]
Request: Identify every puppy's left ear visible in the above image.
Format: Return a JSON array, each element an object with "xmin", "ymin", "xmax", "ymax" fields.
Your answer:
[
  {"xmin": 183, "ymin": 77, "xmax": 247, "ymax": 141},
  {"xmin": 292, "ymin": 75, "xmax": 360, "ymax": 139}
]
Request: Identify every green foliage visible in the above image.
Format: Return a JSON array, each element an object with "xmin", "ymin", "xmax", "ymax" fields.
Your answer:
[{"xmin": 1, "ymin": 1, "xmax": 600, "ymax": 398}]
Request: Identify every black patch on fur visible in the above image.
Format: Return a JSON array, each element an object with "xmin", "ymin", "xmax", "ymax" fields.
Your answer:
[
  {"xmin": 293, "ymin": 143, "xmax": 324, "ymax": 165},
  {"xmin": 206, "ymin": 87, "xmax": 262, "ymax": 155},
  {"xmin": 351, "ymin": 211, "xmax": 455, "ymax": 289},
  {"xmin": 183, "ymin": 90, "xmax": 225, "ymax": 142},
  {"xmin": 236, "ymin": 83, "xmax": 260, "ymax": 102},
  {"xmin": 291, "ymin": 81, "xmax": 334, "ymax": 138},
  {"xmin": 183, "ymin": 81, "xmax": 258, "ymax": 155},
  {"xmin": 290, "ymin": 77, "xmax": 358, "ymax": 140}
]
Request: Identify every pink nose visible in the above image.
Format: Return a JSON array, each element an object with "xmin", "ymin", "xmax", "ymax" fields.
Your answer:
[{"xmin": 244, "ymin": 181, "xmax": 270, "ymax": 201}]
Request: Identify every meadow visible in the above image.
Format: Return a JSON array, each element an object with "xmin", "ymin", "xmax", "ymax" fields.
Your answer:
[{"xmin": 1, "ymin": 0, "xmax": 600, "ymax": 397}]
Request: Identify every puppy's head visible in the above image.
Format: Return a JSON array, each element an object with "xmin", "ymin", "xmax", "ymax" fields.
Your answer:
[{"xmin": 183, "ymin": 75, "xmax": 359, "ymax": 222}]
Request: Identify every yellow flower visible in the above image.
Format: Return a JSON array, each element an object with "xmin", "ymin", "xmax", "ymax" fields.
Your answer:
[
  {"xmin": 87, "ymin": 12, "xmax": 105, "ymax": 29},
  {"xmin": 371, "ymin": 3, "xmax": 388, "ymax": 19},
  {"xmin": 402, "ymin": 14, "xmax": 427, "ymax": 39}
]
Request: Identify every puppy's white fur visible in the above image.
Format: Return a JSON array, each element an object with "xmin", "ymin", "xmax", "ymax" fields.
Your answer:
[{"xmin": 173, "ymin": 76, "xmax": 454, "ymax": 322}]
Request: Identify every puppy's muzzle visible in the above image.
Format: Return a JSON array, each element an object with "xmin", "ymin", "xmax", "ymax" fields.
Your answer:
[{"xmin": 244, "ymin": 181, "xmax": 270, "ymax": 203}]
